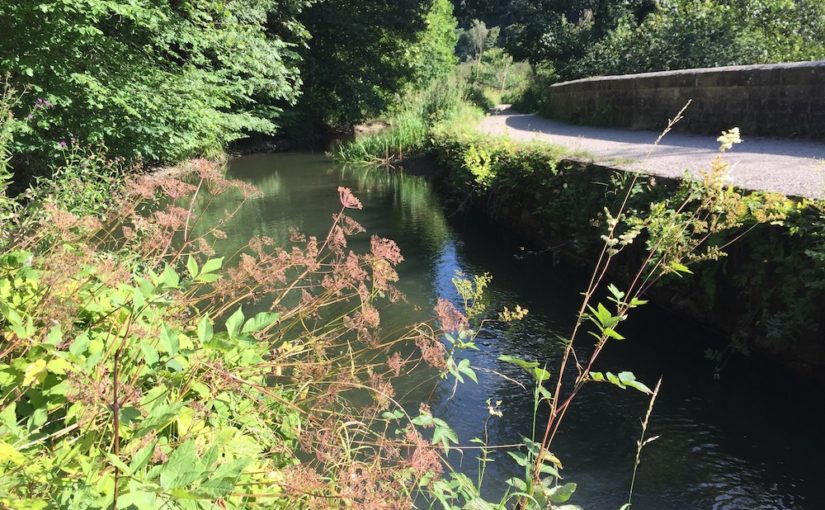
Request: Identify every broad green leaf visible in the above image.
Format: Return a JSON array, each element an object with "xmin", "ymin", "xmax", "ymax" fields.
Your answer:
[
  {"xmin": 603, "ymin": 327, "xmax": 626, "ymax": 340},
  {"xmin": 158, "ymin": 265, "xmax": 179, "ymax": 289},
  {"xmin": 0, "ymin": 442, "xmax": 24, "ymax": 464},
  {"xmin": 129, "ymin": 439, "xmax": 156, "ymax": 473},
  {"xmin": 46, "ymin": 358, "xmax": 72, "ymax": 375},
  {"xmin": 186, "ymin": 255, "xmax": 199, "ymax": 279},
  {"xmin": 242, "ymin": 311, "xmax": 279, "ymax": 334},
  {"xmin": 499, "ymin": 354, "xmax": 539, "ymax": 371},
  {"xmin": 159, "ymin": 440, "xmax": 203, "ymax": 490},
  {"xmin": 547, "ymin": 482, "xmax": 577, "ymax": 504},
  {"xmin": 200, "ymin": 257, "xmax": 224, "ymax": 275},
  {"xmin": 197, "ymin": 315, "xmax": 213, "ymax": 344},
  {"xmin": 159, "ymin": 326, "xmax": 179, "ymax": 355},
  {"xmin": 106, "ymin": 453, "xmax": 132, "ymax": 475},
  {"xmin": 618, "ymin": 371, "xmax": 652, "ymax": 394},
  {"xmin": 225, "ymin": 307, "xmax": 244, "ymax": 339},
  {"xmin": 23, "ymin": 359, "xmax": 47, "ymax": 387},
  {"xmin": 139, "ymin": 343, "xmax": 159, "ymax": 365},
  {"xmin": 670, "ymin": 261, "xmax": 693, "ymax": 276}
]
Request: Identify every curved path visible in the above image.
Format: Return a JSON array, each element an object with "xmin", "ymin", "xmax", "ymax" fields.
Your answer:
[{"xmin": 478, "ymin": 107, "xmax": 825, "ymax": 199}]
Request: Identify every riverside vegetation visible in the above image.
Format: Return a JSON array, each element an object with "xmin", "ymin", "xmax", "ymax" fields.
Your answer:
[
  {"xmin": 4, "ymin": 73, "xmax": 800, "ymax": 508},
  {"xmin": 0, "ymin": 81, "xmax": 674, "ymax": 509},
  {"xmin": 335, "ymin": 59, "xmax": 825, "ymax": 507},
  {"xmin": 2, "ymin": 0, "xmax": 825, "ymax": 508}
]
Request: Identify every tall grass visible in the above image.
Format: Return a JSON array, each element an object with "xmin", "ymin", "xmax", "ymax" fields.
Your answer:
[{"xmin": 336, "ymin": 73, "xmax": 479, "ymax": 166}]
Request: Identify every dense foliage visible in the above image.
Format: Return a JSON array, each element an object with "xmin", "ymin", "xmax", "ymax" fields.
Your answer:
[
  {"xmin": 293, "ymin": 0, "xmax": 458, "ymax": 130},
  {"xmin": 571, "ymin": 0, "xmax": 825, "ymax": 79},
  {"xmin": 1, "ymin": 0, "xmax": 311, "ymax": 171},
  {"xmin": 453, "ymin": 0, "xmax": 825, "ymax": 82}
]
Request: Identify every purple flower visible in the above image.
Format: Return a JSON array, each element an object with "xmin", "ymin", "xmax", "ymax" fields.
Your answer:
[{"xmin": 58, "ymin": 140, "xmax": 67, "ymax": 149}]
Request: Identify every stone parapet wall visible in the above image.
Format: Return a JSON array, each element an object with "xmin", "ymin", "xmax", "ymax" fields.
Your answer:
[{"xmin": 546, "ymin": 61, "xmax": 825, "ymax": 139}]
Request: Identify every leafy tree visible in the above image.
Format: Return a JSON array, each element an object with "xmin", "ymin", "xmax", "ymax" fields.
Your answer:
[
  {"xmin": 410, "ymin": 0, "xmax": 460, "ymax": 85},
  {"xmin": 456, "ymin": 19, "xmax": 501, "ymax": 62},
  {"xmin": 504, "ymin": 0, "xmax": 655, "ymax": 78},
  {"xmin": 294, "ymin": 0, "xmax": 456, "ymax": 130},
  {"xmin": 571, "ymin": 0, "xmax": 825, "ymax": 78},
  {"xmin": 0, "ymin": 0, "xmax": 310, "ymax": 170}
]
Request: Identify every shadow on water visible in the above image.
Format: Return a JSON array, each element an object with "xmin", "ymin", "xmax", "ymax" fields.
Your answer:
[{"xmin": 218, "ymin": 152, "xmax": 825, "ymax": 509}]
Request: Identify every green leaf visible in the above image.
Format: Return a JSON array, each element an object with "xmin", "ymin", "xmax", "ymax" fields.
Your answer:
[
  {"xmin": 197, "ymin": 315, "xmax": 213, "ymax": 344},
  {"xmin": 159, "ymin": 440, "xmax": 203, "ymax": 490},
  {"xmin": 186, "ymin": 255, "xmax": 199, "ymax": 279},
  {"xmin": 457, "ymin": 358, "xmax": 478, "ymax": 383},
  {"xmin": 139, "ymin": 343, "xmax": 159, "ymax": 365},
  {"xmin": 532, "ymin": 366, "xmax": 551, "ymax": 382},
  {"xmin": 45, "ymin": 325, "xmax": 63, "ymax": 346},
  {"xmin": 159, "ymin": 326, "xmax": 179, "ymax": 355},
  {"xmin": 225, "ymin": 307, "xmax": 244, "ymax": 339},
  {"xmin": 499, "ymin": 354, "xmax": 539, "ymax": 371},
  {"xmin": 603, "ymin": 327, "xmax": 626, "ymax": 340},
  {"xmin": 432, "ymin": 422, "xmax": 459, "ymax": 453},
  {"xmin": 607, "ymin": 284, "xmax": 625, "ymax": 300},
  {"xmin": 69, "ymin": 333, "xmax": 90, "ymax": 357},
  {"xmin": 200, "ymin": 257, "xmax": 224, "ymax": 275},
  {"xmin": 23, "ymin": 359, "xmax": 47, "ymax": 387},
  {"xmin": 618, "ymin": 371, "xmax": 652, "ymax": 394},
  {"xmin": 201, "ymin": 459, "xmax": 250, "ymax": 496},
  {"xmin": 547, "ymin": 482, "xmax": 577, "ymax": 504},
  {"xmin": 129, "ymin": 439, "xmax": 156, "ymax": 473},
  {"xmin": 241, "ymin": 311, "xmax": 279, "ymax": 334},
  {"xmin": 46, "ymin": 358, "xmax": 72, "ymax": 375},
  {"xmin": 670, "ymin": 261, "xmax": 693, "ymax": 276},
  {"xmin": 158, "ymin": 265, "xmax": 180, "ymax": 289},
  {"xmin": 106, "ymin": 453, "xmax": 132, "ymax": 476},
  {"xmin": 465, "ymin": 498, "xmax": 496, "ymax": 510}
]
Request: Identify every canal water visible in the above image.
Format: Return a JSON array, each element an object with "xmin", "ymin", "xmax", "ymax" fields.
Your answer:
[{"xmin": 217, "ymin": 152, "xmax": 825, "ymax": 509}]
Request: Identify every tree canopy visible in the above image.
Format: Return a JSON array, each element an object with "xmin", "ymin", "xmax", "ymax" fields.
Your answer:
[
  {"xmin": 294, "ymin": 0, "xmax": 457, "ymax": 130},
  {"xmin": 1, "ymin": 0, "xmax": 312, "ymax": 167}
]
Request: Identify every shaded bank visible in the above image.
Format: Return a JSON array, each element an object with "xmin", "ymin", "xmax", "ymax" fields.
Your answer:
[{"xmin": 406, "ymin": 132, "xmax": 825, "ymax": 380}]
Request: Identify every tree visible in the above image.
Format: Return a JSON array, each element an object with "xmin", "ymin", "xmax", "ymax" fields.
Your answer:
[
  {"xmin": 293, "ymin": 0, "xmax": 439, "ymax": 130},
  {"xmin": 0, "ymin": 0, "xmax": 311, "ymax": 169},
  {"xmin": 571, "ymin": 0, "xmax": 825, "ymax": 79},
  {"xmin": 410, "ymin": 0, "xmax": 460, "ymax": 85}
]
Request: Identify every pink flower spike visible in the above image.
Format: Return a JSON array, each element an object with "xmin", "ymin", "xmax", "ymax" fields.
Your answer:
[{"xmin": 338, "ymin": 186, "xmax": 363, "ymax": 210}]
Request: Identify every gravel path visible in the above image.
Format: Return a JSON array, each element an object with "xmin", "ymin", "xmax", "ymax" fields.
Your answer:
[{"xmin": 478, "ymin": 107, "xmax": 825, "ymax": 199}]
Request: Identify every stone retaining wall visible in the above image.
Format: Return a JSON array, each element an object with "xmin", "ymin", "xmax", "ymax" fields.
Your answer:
[{"xmin": 546, "ymin": 61, "xmax": 825, "ymax": 139}]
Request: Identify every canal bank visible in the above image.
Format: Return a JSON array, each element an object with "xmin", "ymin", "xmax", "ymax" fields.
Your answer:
[{"xmin": 389, "ymin": 131, "xmax": 825, "ymax": 382}]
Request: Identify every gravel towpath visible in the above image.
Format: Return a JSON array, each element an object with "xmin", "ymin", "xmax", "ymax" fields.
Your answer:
[{"xmin": 478, "ymin": 107, "xmax": 825, "ymax": 199}]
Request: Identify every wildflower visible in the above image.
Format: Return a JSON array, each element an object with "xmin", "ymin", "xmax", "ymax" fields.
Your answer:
[
  {"xmin": 371, "ymin": 235, "xmax": 403, "ymax": 265},
  {"xmin": 288, "ymin": 227, "xmax": 306, "ymax": 243},
  {"xmin": 499, "ymin": 305, "xmax": 529, "ymax": 322},
  {"xmin": 405, "ymin": 426, "xmax": 443, "ymax": 479},
  {"xmin": 717, "ymin": 128, "xmax": 742, "ymax": 153},
  {"xmin": 58, "ymin": 140, "xmax": 67, "ymax": 149},
  {"xmin": 331, "ymin": 225, "xmax": 347, "ymax": 251},
  {"xmin": 486, "ymin": 398, "xmax": 503, "ymax": 417},
  {"xmin": 371, "ymin": 258, "xmax": 399, "ymax": 292},
  {"xmin": 415, "ymin": 333, "xmax": 447, "ymax": 369},
  {"xmin": 387, "ymin": 352, "xmax": 405, "ymax": 376},
  {"xmin": 338, "ymin": 186, "xmax": 363, "ymax": 210},
  {"xmin": 341, "ymin": 214, "xmax": 366, "ymax": 235},
  {"xmin": 434, "ymin": 298, "xmax": 468, "ymax": 333}
]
